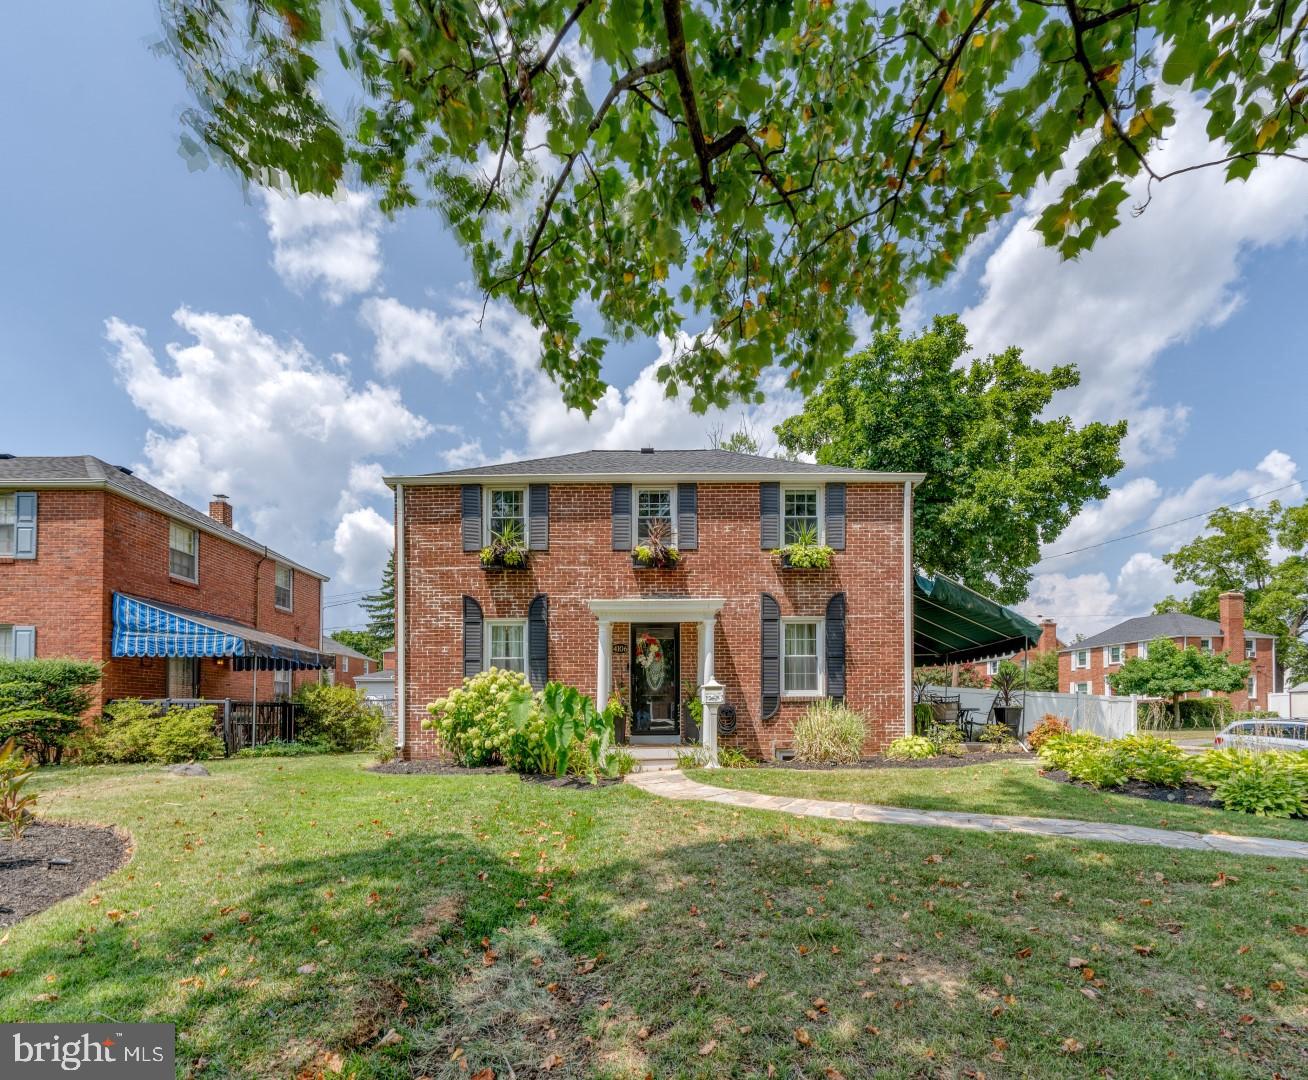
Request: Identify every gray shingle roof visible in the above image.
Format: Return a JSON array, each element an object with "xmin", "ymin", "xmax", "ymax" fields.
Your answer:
[
  {"xmin": 320, "ymin": 636, "xmax": 376, "ymax": 662},
  {"xmin": 1064, "ymin": 612, "xmax": 1274, "ymax": 651},
  {"xmin": 389, "ymin": 448, "xmax": 919, "ymax": 482},
  {"xmin": 0, "ymin": 455, "xmax": 328, "ymax": 580}
]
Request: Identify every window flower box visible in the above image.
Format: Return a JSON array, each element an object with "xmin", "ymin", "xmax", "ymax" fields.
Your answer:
[
  {"xmin": 632, "ymin": 545, "xmax": 681, "ymax": 570},
  {"xmin": 479, "ymin": 544, "xmax": 528, "ymax": 571},
  {"xmin": 775, "ymin": 543, "xmax": 835, "ymax": 570}
]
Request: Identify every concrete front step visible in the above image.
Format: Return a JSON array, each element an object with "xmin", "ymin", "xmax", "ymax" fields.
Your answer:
[{"xmin": 626, "ymin": 745, "xmax": 686, "ymax": 772}]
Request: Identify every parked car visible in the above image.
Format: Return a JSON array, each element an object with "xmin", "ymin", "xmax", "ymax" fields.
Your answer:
[{"xmin": 1214, "ymin": 719, "xmax": 1308, "ymax": 752}]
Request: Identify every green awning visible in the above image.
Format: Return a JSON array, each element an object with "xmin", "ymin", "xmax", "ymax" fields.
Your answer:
[{"xmin": 913, "ymin": 573, "xmax": 1041, "ymax": 666}]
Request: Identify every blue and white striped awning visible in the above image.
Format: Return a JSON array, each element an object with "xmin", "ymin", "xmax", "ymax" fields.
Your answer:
[{"xmin": 111, "ymin": 593, "xmax": 330, "ymax": 669}]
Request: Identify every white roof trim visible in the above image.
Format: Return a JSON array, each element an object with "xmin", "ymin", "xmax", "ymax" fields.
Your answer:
[
  {"xmin": 4, "ymin": 477, "xmax": 330, "ymax": 580},
  {"xmin": 588, "ymin": 597, "xmax": 726, "ymax": 622},
  {"xmin": 387, "ymin": 470, "xmax": 924, "ymax": 487}
]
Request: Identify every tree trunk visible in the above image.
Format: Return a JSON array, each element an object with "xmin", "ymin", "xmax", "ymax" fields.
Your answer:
[{"xmin": 1172, "ymin": 696, "xmax": 1181, "ymax": 729}]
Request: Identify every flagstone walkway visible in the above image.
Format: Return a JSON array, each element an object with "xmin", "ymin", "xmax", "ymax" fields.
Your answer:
[{"xmin": 625, "ymin": 770, "xmax": 1308, "ymax": 860}]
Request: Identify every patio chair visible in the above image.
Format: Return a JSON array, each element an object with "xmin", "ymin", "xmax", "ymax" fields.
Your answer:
[{"xmin": 928, "ymin": 694, "xmax": 962, "ymax": 732}]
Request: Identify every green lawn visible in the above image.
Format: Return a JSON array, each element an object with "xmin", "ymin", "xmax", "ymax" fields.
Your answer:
[
  {"xmin": 0, "ymin": 757, "xmax": 1303, "ymax": 1078},
  {"xmin": 687, "ymin": 760, "xmax": 1308, "ymax": 843}
]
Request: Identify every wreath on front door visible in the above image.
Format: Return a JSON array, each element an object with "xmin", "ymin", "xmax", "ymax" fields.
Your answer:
[{"xmin": 635, "ymin": 632, "xmax": 667, "ymax": 691}]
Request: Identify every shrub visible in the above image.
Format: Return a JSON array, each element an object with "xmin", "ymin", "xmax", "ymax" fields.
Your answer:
[
  {"xmin": 235, "ymin": 740, "xmax": 332, "ymax": 758},
  {"xmin": 1026, "ymin": 714, "xmax": 1071, "ymax": 751},
  {"xmin": 717, "ymin": 746, "xmax": 759, "ymax": 769},
  {"xmin": 1213, "ymin": 755, "xmax": 1308, "ymax": 818},
  {"xmin": 793, "ymin": 701, "xmax": 866, "ymax": 764},
  {"xmin": 1062, "ymin": 744, "xmax": 1127, "ymax": 789},
  {"xmin": 425, "ymin": 668, "xmax": 530, "ymax": 767},
  {"xmin": 294, "ymin": 683, "xmax": 385, "ymax": 752},
  {"xmin": 1112, "ymin": 734, "xmax": 1187, "ymax": 787},
  {"xmin": 1037, "ymin": 731, "xmax": 1107, "ymax": 771},
  {"xmin": 912, "ymin": 701, "xmax": 935, "ymax": 736},
  {"xmin": 1191, "ymin": 747, "xmax": 1259, "ymax": 785},
  {"xmin": 886, "ymin": 735, "xmax": 937, "ymax": 760},
  {"xmin": 675, "ymin": 747, "xmax": 709, "ymax": 769},
  {"xmin": 77, "ymin": 700, "xmax": 222, "ymax": 764},
  {"xmin": 511, "ymin": 682, "xmax": 621, "ymax": 781},
  {"xmin": 977, "ymin": 722, "xmax": 1020, "ymax": 748},
  {"xmin": 1176, "ymin": 697, "xmax": 1235, "ymax": 730},
  {"xmin": 0, "ymin": 737, "xmax": 38, "ymax": 840},
  {"xmin": 0, "ymin": 658, "xmax": 103, "ymax": 763},
  {"xmin": 607, "ymin": 749, "xmax": 637, "ymax": 776}
]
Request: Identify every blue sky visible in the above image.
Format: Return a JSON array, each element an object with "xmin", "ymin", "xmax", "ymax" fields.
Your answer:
[{"xmin": 2, "ymin": 3, "xmax": 1305, "ymax": 639}]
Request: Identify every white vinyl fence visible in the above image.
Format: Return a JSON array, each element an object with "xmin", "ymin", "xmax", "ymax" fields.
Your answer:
[
  {"xmin": 1268, "ymin": 690, "xmax": 1308, "ymax": 718},
  {"xmin": 924, "ymin": 686, "xmax": 1138, "ymax": 740}
]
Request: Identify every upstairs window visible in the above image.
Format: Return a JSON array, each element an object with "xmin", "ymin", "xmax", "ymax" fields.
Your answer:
[
  {"xmin": 986, "ymin": 659, "xmax": 1000, "ymax": 676},
  {"xmin": 274, "ymin": 564, "xmax": 294, "ymax": 611},
  {"xmin": 636, "ymin": 488, "xmax": 675, "ymax": 544},
  {"xmin": 1105, "ymin": 644, "xmax": 1124, "ymax": 665},
  {"xmin": 1137, "ymin": 640, "xmax": 1149, "ymax": 659},
  {"xmin": 0, "ymin": 494, "xmax": 15, "ymax": 556},
  {"xmin": 782, "ymin": 488, "xmax": 820, "ymax": 545},
  {"xmin": 1245, "ymin": 638, "xmax": 1257, "ymax": 659},
  {"xmin": 169, "ymin": 522, "xmax": 198, "ymax": 581},
  {"xmin": 1072, "ymin": 681, "xmax": 1091, "ymax": 694},
  {"xmin": 486, "ymin": 488, "xmax": 526, "ymax": 546},
  {"xmin": 1072, "ymin": 649, "xmax": 1089, "ymax": 670}
]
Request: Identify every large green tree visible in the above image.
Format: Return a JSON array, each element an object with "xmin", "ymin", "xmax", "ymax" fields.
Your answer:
[
  {"xmin": 160, "ymin": 1, "xmax": 1308, "ymax": 413},
  {"xmin": 1108, "ymin": 636, "xmax": 1248, "ymax": 726},
  {"xmin": 329, "ymin": 629, "xmax": 389, "ymax": 664},
  {"xmin": 1156, "ymin": 500, "xmax": 1308, "ymax": 684},
  {"xmin": 774, "ymin": 316, "xmax": 1125, "ymax": 601},
  {"xmin": 361, "ymin": 552, "xmax": 397, "ymax": 646}
]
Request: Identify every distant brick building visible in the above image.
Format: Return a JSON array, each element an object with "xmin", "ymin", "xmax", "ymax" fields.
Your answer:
[
  {"xmin": 0, "ymin": 455, "xmax": 331, "ymax": 709},
  {"xmin": 1057, "ymin": 593, "xmax": 1276, "ymax": 710},
  {"xmin": 319, "ymin": 636, "xmax": 377, "ymax": 688},
  {"xmin": 387, "ymin": 449, "xmax": 923, "ymax": 760},
  {"xmin": 964, "ymin": 618, "xmax": 1061, "ymax": 685}
]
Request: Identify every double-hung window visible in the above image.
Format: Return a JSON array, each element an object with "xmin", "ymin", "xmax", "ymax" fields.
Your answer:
[
  {"xmin": 169, "ymin": 522, "xmax": 198, "ymax": 581},
  {"xmin": 486, "ymin": 488, "xmax": 526, "ymax": 546},
  {"xmin": 273, "ymin": 668, "xmax": 293, "ymax": 699},
  {"xmin": 1072, "ymin": 649, "xmax": 1089, "ymax": 670},
  {"xmin": 1072, "ymin": 681, "xmax": 1091, "ymax": 694},
  {"xmin": 1105, "ymin": 644, "xmax": 1124, "ymax": 666},
  {"xmin": 782, "ymin": 619, "xmax": 824, "ymax": 697},
  {"xmin": 0, "ymin": 494, "xmax": 16, "ymax": 556},
  {"xmin": 274, "ymin": 564, "xmax": 294, "ymax": 611},
  {"xmin": 636, "ymin": 487, "xmax": 675, "ymax": 544},
  {"xmin": 782, "ymin": 488, "xmax": 820, "ymax": 545},
  {"xmin": 986, "ymin": 659, "xmax": 1000, "ymax": 676},
  {"xmin": 486, "ymin": 620, "xmax": 526, "ymax": 674},
  {"xmin": 1137, "ymin": 641, "xmax": 1149, "ymax": 659},
  {"xmin": 1245, "ymin": 638, "xmax": 1257, "ymax": 659}
]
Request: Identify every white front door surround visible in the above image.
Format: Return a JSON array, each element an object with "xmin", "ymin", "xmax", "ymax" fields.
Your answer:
[{"xmin": 588, "ymin": 598, "xmax": 725, "ymax": 725}]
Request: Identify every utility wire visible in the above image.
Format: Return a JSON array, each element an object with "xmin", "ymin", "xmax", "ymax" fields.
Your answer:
[{"xmin": 1035, "ymin": 481, "xmax": 1302, "ymax": 565}]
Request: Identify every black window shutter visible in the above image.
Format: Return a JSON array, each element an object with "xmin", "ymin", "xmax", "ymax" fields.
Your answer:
[
  {"xmin": 462, "ymin": 596, "xmax": 483, "ymax": 678},
  {"xmin": 826, "ymin": 592, "xmax": 847, "ymax": 700},
  {"xmin": 528, "ymin": 594, "xmax": 548, "ymax": 690},
  {"xmin": 677, "ymin": 483, "xmax": 698, "ymax": 550},
  {"xmin": 761, "ymin": 592, "xmax": 781, "ymax": 720},
  {"xmin": 528, "ymin": 484, "xmax": 549, "ymax": 551},
  {"xmin": 461, "ymin": 485, "xmax": 483, "ymax": 552},
  {"xmin": 825, "ymin": 483, "xmax": 846, "ymax": 551},
  {"xmin": 611, "ymin": 483, "xmax": 632, "ymax": 550},
  {"xmin": 759, "ymin": 482, "xmax": 780, "ymax": 549}
]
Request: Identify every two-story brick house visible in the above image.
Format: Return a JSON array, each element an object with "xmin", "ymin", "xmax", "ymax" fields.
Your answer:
[
  {"xmin": 386, "ymin": 449, "xmax": 923, "ymax": 760},
  {"xmin": 319, "ymin": 636, "xmax": 377, "ymax": 688},
  {"xmin": 0, "ymin": 455, "xmax": 332, "ymax": 709},
  {"xmin": 1057, "ymin": 593, "xmax": 1277, "ymax": 710}
]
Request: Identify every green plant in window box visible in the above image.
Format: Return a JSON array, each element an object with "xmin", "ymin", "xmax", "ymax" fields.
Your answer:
[
  {"xmin": 479, "ymin": 520, "xmax": 528, "ymax": 569},
  {"xmin": 631, "ymin": 519, "xmax": 680, "ymax": 568},
  {"xmin": 774, "ymin": 525, "xmax": 835, "ymax": 570}
]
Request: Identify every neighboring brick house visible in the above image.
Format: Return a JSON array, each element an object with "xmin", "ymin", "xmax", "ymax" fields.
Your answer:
[
  {"xmin": 964, "ymin": 619, "xmax": 1061, "ymax": 685},
  {"xmin": 1058, "ymin": 593, "xmax": 1276, "ymax": 710},
  {"xmin": 386, "ymin": 449, "xmax": 923, "ymax": 761},
  {"xmin": 319, "ymin": 636, "xmax": 377, "ymax": 688},
  {"xmin": 0, "ymin": 455, "xmax": 332, "ymax": 709}
]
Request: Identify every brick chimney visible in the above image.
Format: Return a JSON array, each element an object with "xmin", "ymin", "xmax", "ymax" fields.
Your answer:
[
  {"xmin": 1219, "ymin": 591, "xmax": 1248, "ymax": 710},
  {"xmin": 208, "ymin": 494, "xmax": 233, "ymax": 528},
  {"xmin": 1038, "ymin": 618, "xmax": 1059, "ymax": 654}
]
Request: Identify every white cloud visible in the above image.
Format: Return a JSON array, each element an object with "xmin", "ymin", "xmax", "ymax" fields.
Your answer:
[
  {"xmin": 1115, "ymin": 552, "xmax": 1180, "ymax": 612},
  {"xmin": 361, "ymin": 295, "xmax": 541, "ymax": 379},
  {"xmin": 1017, "ymin": 571, "xmax": 1121, "ymax": 639},
  {"xmin": 963, "ymin": 92, "xmax": 1308, "ymax": 446},
  {"xmin": 106, "ymin": 308, "xmax": 430, "ymax": 587},
  {"xmin": 1119, "ymin": 404, "xmax": 1191, "ymax": 468},
  {"xmin": 333, "ymin": 507, "xmax": 394, "ymax": 590},
  {"xmin": 1045, "ymin": 477, "xmax": 1162, "ymax": 562},
  {"xmin": 260, "ymin": 188, "xmax": 382, "ymax": 303}
]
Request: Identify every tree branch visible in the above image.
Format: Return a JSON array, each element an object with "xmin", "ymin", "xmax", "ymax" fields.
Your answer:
[{"xmin": 661, "ymin": 0, "xmax": 721, "ymax": 201}]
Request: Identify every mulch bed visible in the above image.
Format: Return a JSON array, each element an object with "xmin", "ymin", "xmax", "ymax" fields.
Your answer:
[
  {"xmin": 519, "ymin": 773, "xmax": 623, "ymax": 789},
  {"xmin": 0, "ymin": 823, "xmax": 131, "ymax": 927},
  {"xmin": 759, "ymin": 750, "xmax": 1032, "ymax": 771},
  {"xmin": 1041, "ymin": 769, "xmax": 1221, "ymax": 808},
  {"xmin": 367, "ymin": 761, "xmax": 509, "ymax": 776}
]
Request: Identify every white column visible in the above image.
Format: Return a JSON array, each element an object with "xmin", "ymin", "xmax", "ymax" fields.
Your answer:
[
  {"xmin": 700, "ymin": 617, "xmax": 716, "ymax": 684},
  {"xmin": 596, "ymin": 620, "xmax": 612, "ymax": 709}
]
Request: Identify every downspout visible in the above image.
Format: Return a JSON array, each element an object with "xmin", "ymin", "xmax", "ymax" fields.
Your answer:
[
  {"xmin": 395, "ymin": 483, "xmax": 406, "ymax": 753},
  {"xmin": 902, "ymin": 480, "xmax": 914, "ymax": 736}
]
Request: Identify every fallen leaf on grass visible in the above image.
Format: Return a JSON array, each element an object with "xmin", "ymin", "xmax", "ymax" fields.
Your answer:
[
  {"xmin": 824, "ymin": 1069, "xmax": 847, "ymax": 1079},
  {"xmin": 1014, "ymin": 947, "xmax": 1032, "ymax": 959},
  {"xmin": 1132, "ymin": 944, "xmax": 1154, "ymax": 956},
  {"xmin": 698, "ymin": 1039, "xmax": 718, "ymax": 1056},
  {"xmin": 297, "ymin": 962, "xmax": 318, "ymax": 975},
  {"xmin": 1060, "ymin": 1038, "xmax": 1084, "ymax": 1054},
  {"xmin": 575, "ymin": 957, "xmax": 597, "ymax": 974},
  {"xmin": 33, "ymin": 993, "xmax": 59, "ymax": 1003},
  {"xmin": 747, "ymin": 971, "xmax": 768, "ymax": 989},
  {"xmin": 376, "ymin": 1029, "xmax": 402, "ymax": 1048},
  {"xmin": 1067, "ymin": 957, "xmax": 1087, "ymax": 968},
  {"xmin": 541, "ymin": 1052, "xmax": 564, "ymax": 1071},
  {"xmin": 794, "ymin": 1027, "xmax": 812, "ymax": 1046},
  {"xmin": 470, "ymin": 1069, "xmax": 494, "ymax": 1080}
]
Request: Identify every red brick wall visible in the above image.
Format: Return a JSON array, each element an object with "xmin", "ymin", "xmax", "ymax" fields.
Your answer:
[
  {"xmin": 400, "ymin": 481, "xmax": 908, "ymax": 760},
  {"xmin": 1058, "ymin": 636, "xmax": 1274, "ymax": 710},
  {"xmin": 0, "ymin": 487, "xmax": 322, "ymax": 709}
]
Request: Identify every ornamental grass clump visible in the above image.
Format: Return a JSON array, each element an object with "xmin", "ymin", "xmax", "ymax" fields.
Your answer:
[
  {"xmin": 425, "ymin": 668, "xmax": 531, "ymax": 767},
  {"xmin": 792, "ymin": 701, "xmax": 866, "ymax": 764}
]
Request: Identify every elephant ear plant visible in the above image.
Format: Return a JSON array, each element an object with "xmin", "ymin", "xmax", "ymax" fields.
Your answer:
[
  {"xmin": 509, "ymin": 682, "xmax": 623, "ymax": 782},
  {"xmin": 0, "ymin": 736, "xmax": 39, "ymax": 841}
]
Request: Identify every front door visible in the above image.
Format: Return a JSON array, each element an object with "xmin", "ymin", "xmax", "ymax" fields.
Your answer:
[{"xmin": 631, "ymin": 624, "xmax": 679, "ymax": 739}]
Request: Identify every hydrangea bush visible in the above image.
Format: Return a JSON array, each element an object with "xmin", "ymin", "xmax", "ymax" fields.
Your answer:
[{"xmin": 424, "ymin": 668, "xmax": 531, "ymax": 767}]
